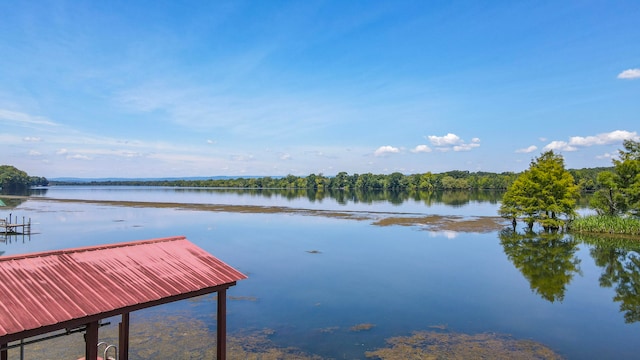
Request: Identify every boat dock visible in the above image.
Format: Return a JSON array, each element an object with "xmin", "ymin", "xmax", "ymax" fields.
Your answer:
[{"xmin": 1, "ymin": 214, "xmax": 31, "ymax": 236}]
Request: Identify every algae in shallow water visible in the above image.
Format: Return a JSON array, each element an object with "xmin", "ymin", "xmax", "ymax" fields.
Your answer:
[
  {"xmin": 5, "ymin": 316, "xmax": 321, "ymax": 360},
  {"xmin": 365, "ymin": 330, "xmax": 563, "ymax": 360},
  {"xmin": 6, "ymin": 316, "xmax": 562, "ymax": 360}
]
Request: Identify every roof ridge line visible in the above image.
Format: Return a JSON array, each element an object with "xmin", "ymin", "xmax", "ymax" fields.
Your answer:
[{"xmin": 0, "ymin": 235, "xmax": 186, "ymax": 261}]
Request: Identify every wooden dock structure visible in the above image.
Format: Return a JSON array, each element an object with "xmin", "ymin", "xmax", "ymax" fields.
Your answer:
[{"xmin": 1, "ymin": 214, "xmax": 31, "ymax": 236}]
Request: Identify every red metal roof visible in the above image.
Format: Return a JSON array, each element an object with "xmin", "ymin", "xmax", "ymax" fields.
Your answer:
[{"xmin": 0, "ymin": 236, "xmax": 246, "ymax": 343}]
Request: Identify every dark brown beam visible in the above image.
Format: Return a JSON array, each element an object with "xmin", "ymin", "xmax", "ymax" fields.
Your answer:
[
  {"xmin": 217, "ymin": 288, "xmax": 227, "ymax": 360},
  {"xmin": 119, "ymin": 312, "xmax": 130, "ymax": 360},
  {"xmin": 85, "ymin": 321, "xmax": 99, "ymax": 360}
]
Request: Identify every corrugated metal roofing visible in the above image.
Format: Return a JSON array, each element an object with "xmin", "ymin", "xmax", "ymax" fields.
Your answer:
[{"xmin": 0, "ymin": 236, "xmax": 246, "ymax": 342}]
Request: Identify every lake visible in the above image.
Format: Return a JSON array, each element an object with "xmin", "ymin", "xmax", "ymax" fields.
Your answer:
[{"xmin": 2, "ymin": 186, "xmax": 639, "ymax": 359}]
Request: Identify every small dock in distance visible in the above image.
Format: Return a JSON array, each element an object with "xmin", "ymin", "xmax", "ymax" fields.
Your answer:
[{"xmin": 1, "ymin": 214, "xmax": 32, "ymax": 236}]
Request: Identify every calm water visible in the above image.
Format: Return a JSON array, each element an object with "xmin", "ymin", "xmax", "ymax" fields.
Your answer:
[{"xmin": 2, "ymin": 186, "xmax": 639, "ymax": 359}]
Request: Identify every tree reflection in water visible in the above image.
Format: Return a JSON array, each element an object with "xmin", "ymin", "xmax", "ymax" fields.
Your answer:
[
  {"xmin": 577, "ymin": 233, "xmax": 640, "ymax": 323},
  {"xmin": 168, "ymin": 187, "xmax": 503, "ymax": 207},
  {"xmin": 499, "ymin": 229, "xmax": 582, "ymax": 303}
]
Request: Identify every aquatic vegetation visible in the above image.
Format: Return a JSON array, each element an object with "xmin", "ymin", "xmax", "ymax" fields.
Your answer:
[
  {"xmin": 7, "ymin": 316, "xmax": 320, "ymax": 360},
  {"xmin": 8, "ymin": 314, "xmax": 563, "ymax": 360},
  {"xmin": 9, "ymin": 195, "xmax": 512, "ymax": 234},
  {"xmin": 365, "ymin": 330, "xmax": 563, "ymax": 360},
  {"xmin": 372, "ymin": 215, "xmax": 507, "ymax": 232},
  {"xmin": 571, "ymin": 215, "xmax": 640, "ymax": 236},
  {"xmin": 349, "ymin": 323, "xmax": 376, "ymax": 332}
]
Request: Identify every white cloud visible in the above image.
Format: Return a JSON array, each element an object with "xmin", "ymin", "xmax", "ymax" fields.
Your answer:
[
  {"xmin": 113, "ymin": 150, "xmax": 142, "ymax": 158},
  {"xmin": 114, "ymin": 81, "xmax": 341, "ymax": 140},
  {"xmin": 280, "ymin": 153, "xmax": 292, "ymax": 160},
  {"xmin": 516, "ymin": 145, "xmax": 538, "ymax": 153},
  {"xmin": 544, "ymin": 130, "xmax": 638, "ymax": 152},
  {"xmin": 374, "ymin": 145, "xmax": 400, "ymax": 156},
  {"xmin": 28, "ymin": 150, "xmax": 42, "ymax": 156},
  {"xmin": 617, "ymin": 68, "xmax": 640, "ymax": 79},
  {"xmin": 23, "ymin": 137, "xmax": 42, "ymax": 142},
  {"xmin": 67, "ymin": 154, "xmax": 91, "ymax": 160},
  {"xmin": 206, "ymin": 139, "xmax": 216, "ymax": 144},
  {"xmin": 411, "ymin": 144, "xmax": 432, "ymax": 153},
  {"xmin": 453, "ymin": 138, "xmax": 480, "ymax": 152},
  {"xmin": 146, "ymin": 152, "xmax": 225, "ymax": 164},
  {"xmin": 427, "ymin": 133, "xmax": 462, "ymax": 146},
  {"xmin": 56, "ymin": 149, "xmax": 69, "ymax": 155},
  {"xmin": 543, "ymin": 141, "xmax": 577, "ymax": 152},
  {"xmin": 568, "ymin": 130, "xmax": 638, "ymax": 146},
  {"xmin": 0, "ymin": 109, "xmax": 58, "ymax": 126},
  {"xmin": 231, "ymin": 154, "xmax": 255, "ymax": 162},
  {"xmin": 427, "ymin": 133, "xmax": 480, "ymax": 152},
  {"xmin": 596, "ymin": 152, "xmax": 615, "ymax": 160},
  {"xmin": 453, "ymin": 143, "xmax": 479, "ymax": 151}
]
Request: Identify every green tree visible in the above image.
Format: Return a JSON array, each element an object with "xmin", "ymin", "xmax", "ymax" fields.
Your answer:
[
  {"xmin": 385, "ymin": 172, "xmax": 406, "ymax": 190},
  {"xmin": 590, "ymin": 171, "xmax": 625, "ymax": 215},
  {"xmin": 499, "ymin": 151, "xmax": 580, "ymax": 231},
  {"xmin": 306, "ymin": 173, "xmax": 318, "ymax": 189},
  {"xmin": 0, "ymin": 165, "xmax": 32, "ymax": 193},
  {"xmin": 331, "ymin": 171, "xmax": 350, "ymax": 189},
  {"xmin": 592, "ymin": 139, "xmax": 640, "ymax": 217},
  {"xmin": 440, "ymin": 175, "xmax": 457, "ymax": 190},
  {"xmin": 418, "ymin": 172, "xmax": 435, "ymax": 190}
]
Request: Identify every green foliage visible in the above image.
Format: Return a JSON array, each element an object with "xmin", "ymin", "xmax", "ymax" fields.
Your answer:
[
  {"xmin": 0, "ymin": 165, "xmax": 48, "ymax": 194},
  {"xmin": 499, "ymin": 151, "xmax": 580, "ymax": 231},
  {"xmin": 569, "ymin": 167, "xmax": 613, "ymax": 192},
  {"xmin": 30, "ymin": 176, "xmax": 49, "ymax": 187},
  {"xmin": 0, "ymin": 165, "xmax": 31, "ymax": 193},
  {"xmin": 47, "ymin": 166, "xmax": 606, "ymax": 195},
  {"xmin": 591, "ymin": 139, "xmax": 640, "ymax": 217},
  {"xmin": 571, "ymin": 215, "xmax": 640, "ymax": 236}
]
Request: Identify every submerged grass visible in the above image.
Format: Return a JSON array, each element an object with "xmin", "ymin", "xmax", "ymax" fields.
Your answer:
[
  {"xmin": 6, "ymin": 315, "xmax": 563, "ymax": 360},
  {"xmin": 365, "ymin": 330, "xmax": 563, "ymax": 360},
  {"xmin": 6, "ymin": 315, "xmax": 322, "ymax": 360},
  {"xmin": 372, "ymin": 215, "xmax": 508, "ymax": 232},
  {"xmin": 571, "ymin": 215, "xmax": 640, "ymax": 236},
  {"xmin": 9, "ymin": 195, "xmax": 508, "ymax": 233}
]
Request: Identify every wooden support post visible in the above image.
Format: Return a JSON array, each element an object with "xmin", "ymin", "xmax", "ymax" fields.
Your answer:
[
  {"xmin": 217, "ymin": 288, "xmax": 227, "ymax": 360},
  {"xmin": 85, "ymin": 321, "xmax": 99, "ymax": 360},
  {"xmin": 119, "ymin": 312, "xmax": 130, "ymax": 360}
]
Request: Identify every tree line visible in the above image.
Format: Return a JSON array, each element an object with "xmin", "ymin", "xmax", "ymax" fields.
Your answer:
[
  {"xmin": 50, "ymin": 167, "xmax": 610, "ymax": 192},
  {"xmin": 0, "ymin": 165, "xmax": 48, "ymax": 193}
]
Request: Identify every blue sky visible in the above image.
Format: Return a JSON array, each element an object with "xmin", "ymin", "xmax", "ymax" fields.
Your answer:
[{"xmin": 1, "ymin": 1, "xmax": 638, "ymax": 178}]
